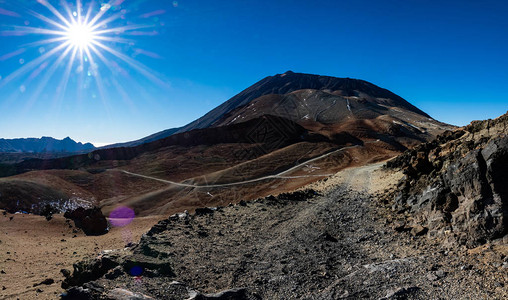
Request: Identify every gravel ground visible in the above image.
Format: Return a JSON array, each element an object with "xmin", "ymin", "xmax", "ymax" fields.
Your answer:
[{"xmin": 62, "ymin": 164, "xmax": 508, "ymax": 299}]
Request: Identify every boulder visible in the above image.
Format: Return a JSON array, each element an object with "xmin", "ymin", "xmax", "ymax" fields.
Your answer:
[{"xmin": 64, "ymin": 207, "xmax": 109, "ymax": 236}]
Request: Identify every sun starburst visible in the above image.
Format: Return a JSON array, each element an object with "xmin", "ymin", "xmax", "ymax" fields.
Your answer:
[
  {"xmin": 0, "ymin": 0, "xmax": 167, "ymax": 111},
  {"xmin": 65, "ymin": 22, "xmax": 96, "ymax": 50}
]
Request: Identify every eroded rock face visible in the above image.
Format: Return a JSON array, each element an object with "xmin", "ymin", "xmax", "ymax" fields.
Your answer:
[
  {"xmin": 388, "ymin": 112, "xmax": 508, "ymax": 247},
  {"xmin": 63, "ymin": 207, "xmax": 109, "ymax": 236}
]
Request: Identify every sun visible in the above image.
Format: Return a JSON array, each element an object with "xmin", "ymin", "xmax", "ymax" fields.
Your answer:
[
  {"xmin": 65, "ymin": 22, "xmax": 96, "ymax": 50},
  {"xmin": 0, "ymin": 0, "xmax": 168, "ymax": 102}
]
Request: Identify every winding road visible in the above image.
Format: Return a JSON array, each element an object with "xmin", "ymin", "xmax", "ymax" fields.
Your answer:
[{"xmin": 119, "ymin": 141, "xmax": 380, "ymax": 189}]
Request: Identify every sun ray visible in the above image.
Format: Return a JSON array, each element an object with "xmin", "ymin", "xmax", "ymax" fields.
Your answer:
[
  {"xmin": 93, "ymin": 24, "xmax": 155, "ymax": 35},
  {"xmin": 88, "ymin": 13, "xmax": 122, "ymax": 31},
  {"xmin": 87, "ymin": 0, "xmax": 116, "ymax": 28},
  {"xmin": 0, "ymin": 42, "xmax": 70, "ymax": 88},
  {"xmin": 24, "ymin": 43, "xmax": 74, "ymax": 111},
  {"xmin": 49, "ymin": 42, "xmax": 78, "ymax": 124},
  {"xmin": 83, "ymin": 0, "xmax": 94, "ymax": 23},
  {"xmin": 28, "ymin": 10, "xmax": 70, "ymax": 31},
  {"xmin": 20, "ymin": 36, "xmax": 69, "ymax": 48},
  {"xmin": 4, "ymin": 26, "xmax": 65, "ymax": 36},
  {"xmin": 61, "ymin": 1, "xmax": 75, "ymax": 23},
  {"xmin": 91, "ymin": 40, "xmax": 168, "ymax": 87},
  {"xmin": 93, "ymin": 35, "xmax": 132, "ymax": 44},
  {"xmin": 84, "ymin": 46, "xmax": 113, "ymax": 119},
  {"xmin": 77, "ymin": 0, "xmax": 83, "ymax": 22},
  {"xmin": 36, "ymin": 0, "xmax": 72, "ymax": 28},
  {"xmin": 0, "ymin": 49, "xmax": 26, "ymax": 62},
  {"xmin": 89, "ymin": 44, "xmax": 137, "ymax": 112},
  {"xmin": 56, "ymin": 46, "xmax": 78, "ymax": 102}
]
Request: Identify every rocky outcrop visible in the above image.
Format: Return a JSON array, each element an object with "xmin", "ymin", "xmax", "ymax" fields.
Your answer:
[
  {"xmin": 387, "ymin": 112, "xmax": 508, "ymax": 247},
  {"xmin": 64, "ymin": 207, "xmax": 109, "ymax": 236}
]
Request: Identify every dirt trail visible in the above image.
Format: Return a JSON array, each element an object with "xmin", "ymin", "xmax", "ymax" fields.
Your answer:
[{"xmin": 61, "ymin": 162, "xmax": 508, "ymax": 299}]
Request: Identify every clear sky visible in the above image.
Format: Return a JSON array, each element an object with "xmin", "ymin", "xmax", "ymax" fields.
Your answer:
[{"xmin": 0, "ymin": 0, "xmax": 507, "ymax": 146}]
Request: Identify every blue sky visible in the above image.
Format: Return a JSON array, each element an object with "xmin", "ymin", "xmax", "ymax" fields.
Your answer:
[{"xmin": 0, "ymin": 0, "xmax": 507, "ymax": 145}]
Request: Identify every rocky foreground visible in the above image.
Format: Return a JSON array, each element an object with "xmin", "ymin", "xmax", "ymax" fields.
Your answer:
[
  {"xmin": 386, "ymin": 112, "xmax": 508, "ymax": 248},
  {"xmin": 61, "ymin": 163, "xmax": 508, "ymax": 299}
]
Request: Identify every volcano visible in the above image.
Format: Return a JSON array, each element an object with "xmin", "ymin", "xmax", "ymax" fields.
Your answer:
[{"xmin": 0, "ymin": 71, "xmax": 453, "ymax": 216}]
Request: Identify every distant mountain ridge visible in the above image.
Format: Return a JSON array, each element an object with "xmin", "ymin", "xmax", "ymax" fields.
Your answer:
[{"xmin": 0, "ymin": 136, "xmax": 95, "ymax": 153}]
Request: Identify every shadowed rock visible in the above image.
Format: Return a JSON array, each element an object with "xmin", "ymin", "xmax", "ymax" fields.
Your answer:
[
  {"xmin": 387, "ymin": 112, "xmax": 508, "ymax": 247},
  {"xmin": 64, "ymin": 207, "xmax": 108, "ymax": 236}
]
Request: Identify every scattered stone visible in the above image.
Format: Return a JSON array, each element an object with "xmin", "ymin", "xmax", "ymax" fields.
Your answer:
[
  {"xmin": 276, "ymin": 189, "xmax": 319, "ymax": 201},
  {"xmin": 427, "ymin": 273, "xmax": 438, "ymax": 281},
  {"xmin": 410, "ymin": 225, "xmax": 428, "ymax": 236},
  {"xmin": 435, "ymin": 269, "xmax": 447, "ymax": 278},
  {"xmin": 33, "ymin": 278, "xmax": 54, "ymax": 287},
  {"xmin": 40, "ymin": 278, "xmax": 54, "ymax": 285},
  {"xmin": 392, "ymin": 220, "xmax": 408, "ymax": 232}
]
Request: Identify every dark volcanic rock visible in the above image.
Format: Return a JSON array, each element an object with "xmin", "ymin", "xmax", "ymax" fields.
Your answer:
[
  {"xmin": 61, "ymin": 251, "xmax": 121, "ymax": 289},
  {"xmin": 64, "ymin": 207, "xmax": 109, "ymax": 236},
  {"xmin": 195, "ymin": 207, "xmax": 215, "ymax": 216},
  {"xmin": 387, "ymin": 112, "xmax": 508, "ymax": 247},
  {"xmin": 33, "ymin": 278, "xmax": 54, "ymax": 287},
  {"xmin": 61, "ymin": 283, "xmax": 103, "ymax": 300}
]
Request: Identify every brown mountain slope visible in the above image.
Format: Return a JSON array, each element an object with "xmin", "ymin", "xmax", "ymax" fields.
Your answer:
[
  {"xmin": 175, "ymin": 71, "xmax": 433, "ymax": 133},
  {"xmin": 0, "ymin": 73, "xmax": 453, "ymax": 217}
]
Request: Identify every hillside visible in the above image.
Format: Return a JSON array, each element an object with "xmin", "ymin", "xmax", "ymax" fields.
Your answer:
[
  {"xmin": 175, "ymin": 71, "xmax": 433, "ymax": 133},
  {"xmin": 0, "ymin": 72, "xmax": 453, "ymax": 217}
]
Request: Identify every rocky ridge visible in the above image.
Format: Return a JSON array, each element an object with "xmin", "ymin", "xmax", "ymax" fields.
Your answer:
[{"xmin": 386, "ymin": 112, "xmax": 508, "ymax": 247}]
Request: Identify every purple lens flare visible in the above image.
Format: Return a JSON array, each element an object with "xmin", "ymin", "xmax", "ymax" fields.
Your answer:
[{"xmin": 109, "ymin": 206, "xmax": 135, "ymax": 227}]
